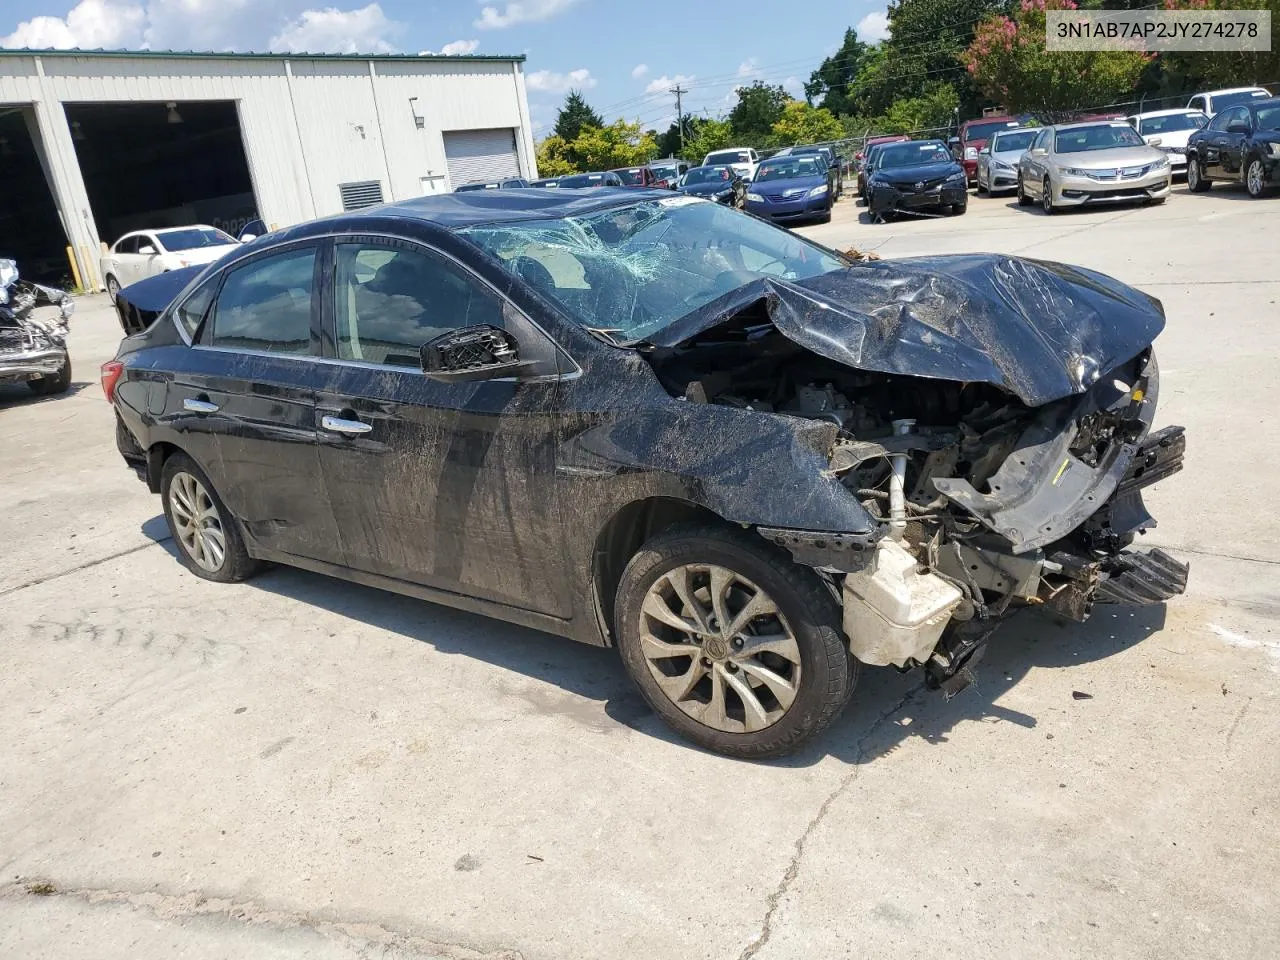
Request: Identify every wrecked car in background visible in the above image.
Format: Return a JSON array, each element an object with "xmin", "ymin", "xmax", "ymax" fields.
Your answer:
[
  {"xmin": 105, "ymin": 189, "xmax": 1186, "ymax": 759},
  {"xmin": 0, "ymin": 258, "xmax": 74, "ymax": 395}
]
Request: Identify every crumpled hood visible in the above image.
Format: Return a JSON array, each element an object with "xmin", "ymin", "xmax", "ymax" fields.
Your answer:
[{"xmin": 645, "ymin": 253, "xmax": 1165, "ymax": 407}]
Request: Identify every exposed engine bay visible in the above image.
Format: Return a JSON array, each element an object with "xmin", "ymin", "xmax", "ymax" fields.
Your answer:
[
  {"xmin": 0, "ymin": 258, "xmax": 74, "ymax": 391},
  {"xmin": 646, "ymin": 302, "xmax": 1187, "ymax": 693}
]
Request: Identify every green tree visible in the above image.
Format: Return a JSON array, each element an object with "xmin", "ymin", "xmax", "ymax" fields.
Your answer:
[
  {"xmin": 768, "ymin": 102, "xmax": 845, "ymax": 146},
  {"xmin": 804, "ymin": 27, "xmax": 870, "ymax": 115},
  {"xmin": 728, "ymin": 82, "xmax": 794, "ymax": 146},
  {"xmin": 850, "ymin": 0, "xmax": 1005, "ymax": 118},
  {"xmin": 962, "ymin": 0, "xmax": 1150, "ymax": 121},
  {"xmin": 570, "ymin": 120, "xmax": 658, "ymax": 170},
  {"xmin": 553, "ymin": 90, "xmax": 604, "ymax": 142},
  {"xmin": 1159, "ymin": 0, "xmax": 1280, "ymax": 91},
  {"xmin": 655, "ymin": 115, "xmax": 698, "ymax": 158},
  {"xmin": 536, "ymin": 134, "xmax": 578, "ymax": 176},
  {"xmin": 880, "ymin": 82, "xmax": 960, "ymax": 133},
  {"xmin": 684, "ymin": 117, "xmax": 735, "ymax": 163}
]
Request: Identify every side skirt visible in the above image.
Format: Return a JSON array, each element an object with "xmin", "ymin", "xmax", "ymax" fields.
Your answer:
[{"xmin": 249, "ymin": 545, "xmax": 587, "ymax": 644}]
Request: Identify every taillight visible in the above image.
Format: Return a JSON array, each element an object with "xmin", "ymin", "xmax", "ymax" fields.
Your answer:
[{"xmin": 100, "ymin": 360, "xmax": 123, "ymax": 402}]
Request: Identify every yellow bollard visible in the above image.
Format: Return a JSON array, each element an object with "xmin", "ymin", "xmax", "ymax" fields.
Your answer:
[{"xmin": 65, "ymin": 245, "xmax": 84, "ymax": 293}]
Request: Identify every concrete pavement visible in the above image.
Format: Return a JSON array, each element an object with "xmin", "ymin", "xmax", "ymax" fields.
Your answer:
[{"xmin": 2, "ymin": 185, "xmax": 1277, "ymax": 960}]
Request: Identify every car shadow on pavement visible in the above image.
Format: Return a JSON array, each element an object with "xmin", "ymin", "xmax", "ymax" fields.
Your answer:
[
  {"xmin": 215, "ymin": 527, "xmax": 1170, "ymax": 766},
  {"xmin": 0, "ymin": 380, "xmax": 94, "ymax": 406}
]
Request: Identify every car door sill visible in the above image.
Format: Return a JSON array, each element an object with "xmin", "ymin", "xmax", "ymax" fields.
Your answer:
[{"xmin": 251, "ymin": 545, "xmax": 578, "ymax": 640}]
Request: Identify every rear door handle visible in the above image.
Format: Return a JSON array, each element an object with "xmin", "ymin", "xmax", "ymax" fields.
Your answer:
[
  {"xmin": 183, "ymin": 397, "xmax": 219, "ymax": 414},
  {"xmin": 321, "ymin": 415, "xmax": 373, "ymax": 435}
]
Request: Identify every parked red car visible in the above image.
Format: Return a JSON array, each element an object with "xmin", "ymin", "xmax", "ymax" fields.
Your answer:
[
  {"xmin": 957, "ymin": 115, "xmax": 1032, "ymax": 184},
  {"xmin": 611, "ymin": 166, "xmax": 661, "ymax": 188}
]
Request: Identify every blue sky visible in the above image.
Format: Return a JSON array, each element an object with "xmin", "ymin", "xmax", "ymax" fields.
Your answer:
[{"xmin": 1, "ymin": 0, "xmax": 892, "ymax": 136}]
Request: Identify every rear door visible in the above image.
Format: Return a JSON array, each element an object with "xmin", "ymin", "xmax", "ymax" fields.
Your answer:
[
  {"xmin": 136, "ymin": 233, "xmax": 164, "ymax": 281},
  {"xmin": 180, "ymin": 242, "xmax": 345, "ymax": 564},
  {"xmin": 112, "ymin": 235, "xmax": 143, "ymax": 284},
  {"xmin": 314, "ymin": 236, "xmax": 573, "ymax": 616}
]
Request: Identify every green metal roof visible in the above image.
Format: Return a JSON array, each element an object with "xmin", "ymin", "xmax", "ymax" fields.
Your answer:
[{"xmin": 0, "ymin": 48, "xmax": 525, "ymax": 63}]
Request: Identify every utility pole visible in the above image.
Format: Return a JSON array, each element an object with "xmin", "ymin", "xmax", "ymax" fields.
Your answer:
[{"xmin": 671, "ymin": 83, "xmax": 689, "ymax": 153}]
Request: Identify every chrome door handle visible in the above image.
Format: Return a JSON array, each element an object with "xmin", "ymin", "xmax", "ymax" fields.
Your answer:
[
  {"xmin": 183, "ymin": 397, "xmax": 219, "ymax": 413},
  {"xmin": 321, "ymin": 415, "xmax": 372, "ymax": 435}
]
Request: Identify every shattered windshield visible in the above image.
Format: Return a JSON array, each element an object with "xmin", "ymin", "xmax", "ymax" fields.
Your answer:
[{"xmin": 458, "ymin": 196, "xmax": 846, "ymax": 343}]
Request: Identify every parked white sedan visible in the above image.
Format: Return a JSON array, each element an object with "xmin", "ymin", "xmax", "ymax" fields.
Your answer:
[
  {"xmin": 101, "ymin": 225, "xmax": 240, "ymax": 300},
  {"xmin": 1127, "ymin": 109, "xmax": 1208, "ymax": 176}
]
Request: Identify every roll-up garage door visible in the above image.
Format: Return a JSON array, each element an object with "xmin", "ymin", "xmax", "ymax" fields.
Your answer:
[{"xmin": 443, "ymin": 128, "xmax": 521, "ymax": 188}]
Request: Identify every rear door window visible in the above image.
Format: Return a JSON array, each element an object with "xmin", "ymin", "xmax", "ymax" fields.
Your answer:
[{"xmin": 208, "ymin": 247, "xmax": 317, "ymax": 355}]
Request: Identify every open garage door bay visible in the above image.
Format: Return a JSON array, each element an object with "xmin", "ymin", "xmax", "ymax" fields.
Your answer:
[
  {"xmin": 64, "ymin": 101, "xmax": 259, "ymax": 253},
  {"xmin": 0, "ymin": 105, "xmax": 71, "ymax": 286},
  {"xmin": 443, "ymin": 128, "xmax": 520, "ymax": 188}
]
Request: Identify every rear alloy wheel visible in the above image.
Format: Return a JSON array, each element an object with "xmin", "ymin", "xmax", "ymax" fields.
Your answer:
[
  {"xmin": 1017, "ymin": 176, "xmax": 1032, "ymax": 206},
  {"xmin": 1246, "ymin": 158, "xmax": 1267, "ymax": 198},
  {"xmin": 160, "ymin": 453, "xmax": 261, "ymax": 583},
  {"xmin": 1187, "ymin": 156, "xmax": 1210, "ymax": 192},
  {"xmin": 615, "ymin": 525, "xmax": 856, "ymax": 758},
  {"xmin": 1042, "ymin": 177, "xmax": 1056, "ymax": 214},
  {"xmin": 105, "ymin": 275, "xmax": 121, "ymax": 302}
]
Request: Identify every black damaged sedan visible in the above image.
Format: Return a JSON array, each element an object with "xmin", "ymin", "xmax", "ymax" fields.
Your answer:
[
  {"xmin": 867, "ymin": 139, "xmax": 969, "ymax": 221},
  {"xmin": 105, "ymin": 189, "xmax": 1187, "ymax": 758}
]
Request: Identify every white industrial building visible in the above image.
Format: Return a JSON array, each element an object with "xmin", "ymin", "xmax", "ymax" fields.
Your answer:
[{"xmin": 0, "ymin": 48, "xmax": 537, "ymax": 290}]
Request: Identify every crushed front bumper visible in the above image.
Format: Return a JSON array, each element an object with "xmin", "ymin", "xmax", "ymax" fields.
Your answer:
[
  {"xmin": 869, "ymin": 180, "xmax": 968, "ymax": 217},
  {"xmin": 0, "ymin": 345, "xmax": 67, "ymax": 382}
]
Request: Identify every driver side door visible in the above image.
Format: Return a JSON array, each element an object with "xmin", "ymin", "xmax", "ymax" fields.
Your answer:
[{"xmin": 314, "ymin": 236, "xmax": 574, "ymax": 618}]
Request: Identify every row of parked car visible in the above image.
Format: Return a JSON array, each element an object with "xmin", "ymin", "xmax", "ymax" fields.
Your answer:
[
  {"xmin": 455, "ymin": 143, "xmax": 849, "ymax": 225},
  {"xmin": 855, "ymin": 85, "xmax": 1278, "ymax": 221}
]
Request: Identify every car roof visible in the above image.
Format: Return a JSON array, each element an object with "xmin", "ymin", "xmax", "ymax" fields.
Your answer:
[
  {"xmin": 1201, "ymin": 86, "xmax": 1270, "ymax": 95},
  {"xmin": 1132, "ymin": 108, "xmax": 1206, "ymax": 118},
  {"xmin": 251, "ymin": 190, "xmax": 670, "ymax": 245},
  {"xmin": 1050, "ymin": 119, "xmax": 1137, "ymax": 131}
]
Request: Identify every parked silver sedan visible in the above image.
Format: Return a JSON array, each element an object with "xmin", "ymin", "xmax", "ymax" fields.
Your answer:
[
  {"xmin": 1016, "ymin": 121, "xmax": 1172, "ymax": 214},
  {"xmin": 976, "ymin": 128, "xmax": 1040, "ymax": 195}
]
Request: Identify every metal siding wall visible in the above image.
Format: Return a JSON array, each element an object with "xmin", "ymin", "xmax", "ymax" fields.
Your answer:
[
  {"xmin": 0, "ymin": 53, "xmax": 533, "ymax": 284},
  {"xmin": 369, "ymin": 61, "xmax": 528, "ymax": 195}
]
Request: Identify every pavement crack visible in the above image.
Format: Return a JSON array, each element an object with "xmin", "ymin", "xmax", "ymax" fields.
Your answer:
[
  {"xmin": 735, "ymin": 684, "xmax": 923, "ymax": 960},
  {"xmin": 1, "ymin": 878, "xmax": 523, "ymax": 960},
  {"xmin": 0, "ymin": 538, "xmax": 169, "ymax": 599}
]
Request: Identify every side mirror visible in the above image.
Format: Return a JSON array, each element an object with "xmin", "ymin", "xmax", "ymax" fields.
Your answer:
[
  {"xmin": 138, "ymin": 244, "xmax": 157, "ymax": 256},
  {"xmin": 1148, "ymin": 137, "xmax": 1162, "ymax": 147},
  {"xmin": 1227, "ymin": 122, "xmax": 1251, "ymax": 135},
  {"xmin": 1031, "ymin": 147, "xmax": 1048, "ymax": 156},
  {"xmin": 420, "ymin": 324, "xmax": 527, "ymax": 383}
]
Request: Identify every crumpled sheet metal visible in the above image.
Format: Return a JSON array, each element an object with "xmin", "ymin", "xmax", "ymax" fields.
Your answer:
[{"xmin": 648, "ymin": 253, "xmax": 1166, "ymax": 407}]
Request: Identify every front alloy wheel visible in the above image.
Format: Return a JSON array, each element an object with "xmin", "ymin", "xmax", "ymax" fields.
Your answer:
[
  {"xmin": 615, "ymin": 525, "xmax": 856, "ymax": 758},
  {"xmin": 1246, "ymin": 159, "xmax": 1266, "ymax": 197},
  {"xmin": 1042, "ymin": 177, "xmax": 1056, "ymax": 214},
  {"xmin": 1187, "ymin": 157, "xmax": 1209, "ymax": 192},
  {"xmin": 638, "ymin": 564, "xmax": 802, "ymax": 734}
]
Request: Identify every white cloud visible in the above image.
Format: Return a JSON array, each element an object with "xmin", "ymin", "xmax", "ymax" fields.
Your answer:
[
  {"xmin": 474, "ymin": 0, "xmax": 581, "ymax": 30},
  {"xmin": 857, "ymin": 10, "xmax": 890, "ymax": 42},
  {"xmin": 644, "ymin": 73, "xmax": 693, "ymax": 95},
  {"xmin": 2, "ymin": 0, "xmax": 402, "ymax": 53},
  {"xmin": 440, "ymin": 38, "xmax": 479, "ymax": 55},
  {"xmin": 631, "ymin": 62, "xmax": 648, "ymax": 79},
  {"xmin": 525, "ymin": 66, "xmax": 595, "ymax": 94},
  {"xmin": 270, "ymin": 4, "xmax": 397, "ymax": 53},
  {"xmin": 782, "ymin": 75, "xmax": 803, "ymax": 98},
  {"xmin": 2, "ymin": 0, "xmax": 145, "ymax": 49},
  {"xmin": 736, "ymin": 58, "xmax": 760, "ymax": 79}
]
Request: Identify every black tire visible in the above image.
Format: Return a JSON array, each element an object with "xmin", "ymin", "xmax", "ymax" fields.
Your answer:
[
  {"xmin": 1042, "ymin": 177, "xmax": 1056, "ymax": 215},
  {"xmin": 950, "ymin": 202, "xmax": 968, "ymax": 216},
  {"xmin": 27, "ymin": 355, "xmax": 71, "ymax": 395},
  {"xmin": 1187, "ymin": 155, "xmax": 1210, "ymax": 192},
  {"xmin": 614, "ymin": 524, "xmax": 856, "ymax": 759},
  {"xmin": 105, "ymin": 275, "xmax": 121, "ymax": 302},
  {"xmin": 1017, "ymin": 176, "xmax": 1032, "ymax": 206},
  {"xmin": 160, "ymin": 452, "xmax": 261, "ymax": 583}
]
